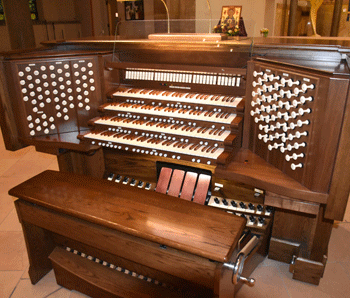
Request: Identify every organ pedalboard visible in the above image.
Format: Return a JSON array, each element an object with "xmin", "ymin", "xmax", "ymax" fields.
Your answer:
[{"xmin": 80, "ymin": 66, "xmax": 245, "ymax": 166}]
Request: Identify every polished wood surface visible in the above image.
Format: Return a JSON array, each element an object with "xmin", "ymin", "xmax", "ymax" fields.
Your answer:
[{"xmin": 10, "ymin": 170, "xmax": 246, "ymax": 263}]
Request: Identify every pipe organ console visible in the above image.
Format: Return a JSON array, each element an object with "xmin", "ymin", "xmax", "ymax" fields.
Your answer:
[{"xmin": 2, "ymin": 38, "xmax": 350, "ymax": 297}]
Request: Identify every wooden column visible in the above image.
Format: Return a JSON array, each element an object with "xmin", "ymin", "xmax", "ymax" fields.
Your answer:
[
  {"xmin": 2, "ymin": 0, "xmax": 36, "ymax": 50},
  {"xmin": 330, "ymin": 0, "xmax": 343, "ymax": 37},
  {"xmin": 287, "ymin": 0, "xmax": 298, "ymax": 36}
]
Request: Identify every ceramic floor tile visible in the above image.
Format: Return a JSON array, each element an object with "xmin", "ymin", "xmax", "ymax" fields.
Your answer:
[
  {"xmin": 21, "ymin": 265, "xmax": 30, "ymax": 279},
  {"xmin": 0, "ymin": 270, "xmax": 23, "ymax": 298},
  {"xmin": 0, "ymin": 208, "xmax": 22, "ymax": 231},
  {"xmin": 69, "ymin": 291, "xmax": 91, "ymax": 298},
  {"xmin": 46, "ymin": 287, "xmax": 72, "ymax": 298},
  {"xmin": 10, "ymin": 270, "xmax": 61, "ymax": 298},
  {"xmin": 280, "ymin": 262, "xmax": 350, "ymax": 298},
  {"xmin": 340, "ymin": 262, "xmax": 350, "ymax": 280},
  {"xmin": 0, "ymin": 159, "xmax": 20, "ymax": 176},
  {"xmin": 18, "ymin": 147, "xmax": 56, "ymax": 162},
  {"xmin": 236, "ymin": 264, "xmax": 290, "ymax": 298},
  {"xmin": 258, "ymin": 256, "xmax": 283, "ymax": 267},
  {"xmin": 0, "ymin": 146, "xmax": 32, "ymax": 160},
  {"xmin": 342, "ymin": 195, "xmax": 350, "ymax": 223},
  {"xmin": 328, "ymin": 224, "xmax": 350, "ymax": 263},
  {"xmin": 0, "ymin": 191, "xmax": 15, "ymax": 224},
  {"xmin": 1, "ymin": 159, "xmax": 54, "ymax": 179},
  {"xmin": 0, "ymin": 231, "xmax": 29, "ymax": 271}
]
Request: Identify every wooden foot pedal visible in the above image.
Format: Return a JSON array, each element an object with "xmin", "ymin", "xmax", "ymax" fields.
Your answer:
[{"xmin": 49, "ymin": 246, "xmax": 193, "ymax": 298}]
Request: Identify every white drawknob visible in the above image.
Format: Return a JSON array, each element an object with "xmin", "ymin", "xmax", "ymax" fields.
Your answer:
[
  {"xmin": 251, "ymin": 101, "xmax": 258, "ymax": 107},
  {"xmin": 285, "ymin": 153, "xmax": 305, "ymax": 161},
  {"xmin": 274, "ymin": 132, "xmax": 285, "ymax": 139},
  {"xmin": 299, "ymin": 108, "xmax": 312, "ymax": 115},
  {"xmin": 276, "ymin": 122, "xmax": 287, "ymax": 129},
  {"xmin": 252, "ymin": 90, "xmax": 262, "ymax": 97},
  {"xmin": 259, "ymin": 115, "xmax": 271, "ymax": 122},
  {"xmin": 273, "ymin": 93, "xmax": 281, "ymax": 100},
  {"xmin": 297, "ymin": 120, "xmax": 310, "ymax": 127},
  {"xmin": 263, "ymin": 73, "xmax": 273, "ymax": 81},
  {"xmin": 293, "ymin": 87, "xmax": 304, "ymax": 95},
  {"xmin": 253, "ymin": 71, "xmax": 264, "ymax": 77},
  {"xmin": 258, "ymin": 77, "xmax": 268, "ymax": 84},
  {"xmin": 267, "ymin": 85, "xmax": 278, "ymax": 92},
  {"xmin": 258, "ymin": 133, "xmax": 268, "ymax": 140},
  {"xmin": 252, "ymin": 81, "xmax": 262, "ymax": 87},
  {"xmin": 301, "ymin": 83, "xmax": 315, "ymax": 91},
  {"xmin": 268, "ymin": 142, "xmax": 284, "ymax": 151},
  {"xmin": 259, "ymin": 124, "xmax": 269, "ymax": 131},
  {"xmin": 291, "ymin": 163, "xmax": 303, "ymax": 170},
  {"xmin": 277, "ymin": 111, "xmax": 289, "ymax": 120},
  {"xmin": 288, "ymin": 80, "xmax": 300, "ymax": 87},
  {"xmin": 261, "ymin": 95, "xmax": 272, "ymax": 102},
  {"xmin": 278, "ymin": 101, "xmax": 291, "ymax": 110},
  {"xmin": 274, "ymin": 82, "xmax": 284, "ymax": 89},
  {"xmin": 250, "ymin": 109, "xmax": 260, "ymax": 116},
  {"xmin": 294, "ymin": 131, "xmax": 308, "ymax": 138},
  {"xmin": 287, "ymin": 142, "xmax": 306, "ymax": 151},
  {"xmin": 300, "ymin": 96, "xmax": 313, "ymax": 104},
  {"xmin": 264, "ymin": 125, "xmax": 276, "ymax": 133}
]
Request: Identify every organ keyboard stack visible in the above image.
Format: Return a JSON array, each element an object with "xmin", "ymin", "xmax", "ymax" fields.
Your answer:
[
  {"xmin": 80, "ymin": 64, "xmax": 246, "ymax": 166},
  {"xmin": 1, "ymin": 37, "xmax": 350, "ymax": 296}
]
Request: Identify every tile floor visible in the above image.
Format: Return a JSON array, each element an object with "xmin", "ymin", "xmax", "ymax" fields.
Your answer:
[{"xmin": 1, "ymin": 129, "xmax": 350, "ymax": 298}]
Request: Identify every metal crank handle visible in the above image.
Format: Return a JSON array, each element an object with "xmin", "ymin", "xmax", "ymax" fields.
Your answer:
[{"xmin": 224, "ymin": 235, "xmax": 261, "ymax": 286}]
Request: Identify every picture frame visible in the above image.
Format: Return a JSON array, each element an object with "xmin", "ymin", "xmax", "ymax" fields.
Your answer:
[
  {"xmin": 220, "ymin": 6, "xmax": 242, "ymax": 28},
  {"xmin": 124, "ymin": 0, "xmax": 144, "ymax": 21}
]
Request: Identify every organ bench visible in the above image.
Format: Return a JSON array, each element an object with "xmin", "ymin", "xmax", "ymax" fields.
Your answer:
[{"xmin": 10, "ymin": 170, "xmax": 264, "ymax": 298}]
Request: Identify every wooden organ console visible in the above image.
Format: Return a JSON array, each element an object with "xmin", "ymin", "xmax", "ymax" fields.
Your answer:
[{"xmin": 2, "ymin": 37, "xmax": 350, "ymax": 297}]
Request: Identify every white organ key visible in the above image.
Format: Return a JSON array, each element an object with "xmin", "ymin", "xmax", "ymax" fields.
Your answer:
[
  {"xmin": 94, "ymin": 117, "xmax": 230, "ymax": 142},
  {"xmin": 84, "ymin": 132, "xmax": 224, "ymax": 160},
  {"xmin": 112, "ymin": 88, "xmax": 242, "ymax": 108},
  {"xmin": 236, "ymin": 76, "xmax": 241, "ymax": 86}
]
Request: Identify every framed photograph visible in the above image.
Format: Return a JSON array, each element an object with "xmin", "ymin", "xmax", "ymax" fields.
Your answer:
[
  {"xmin": 124, "ymin": 0, "xmax": 144, "ymax": 21},
  {"xmin": 220, "ymin": 6, "xmax": 242, "ymax": 27}
]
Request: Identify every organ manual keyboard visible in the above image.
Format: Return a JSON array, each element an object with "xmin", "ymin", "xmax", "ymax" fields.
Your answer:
[{"xmin": 1, "ymin": 37, "xmax": 350, "ymax": 296}]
